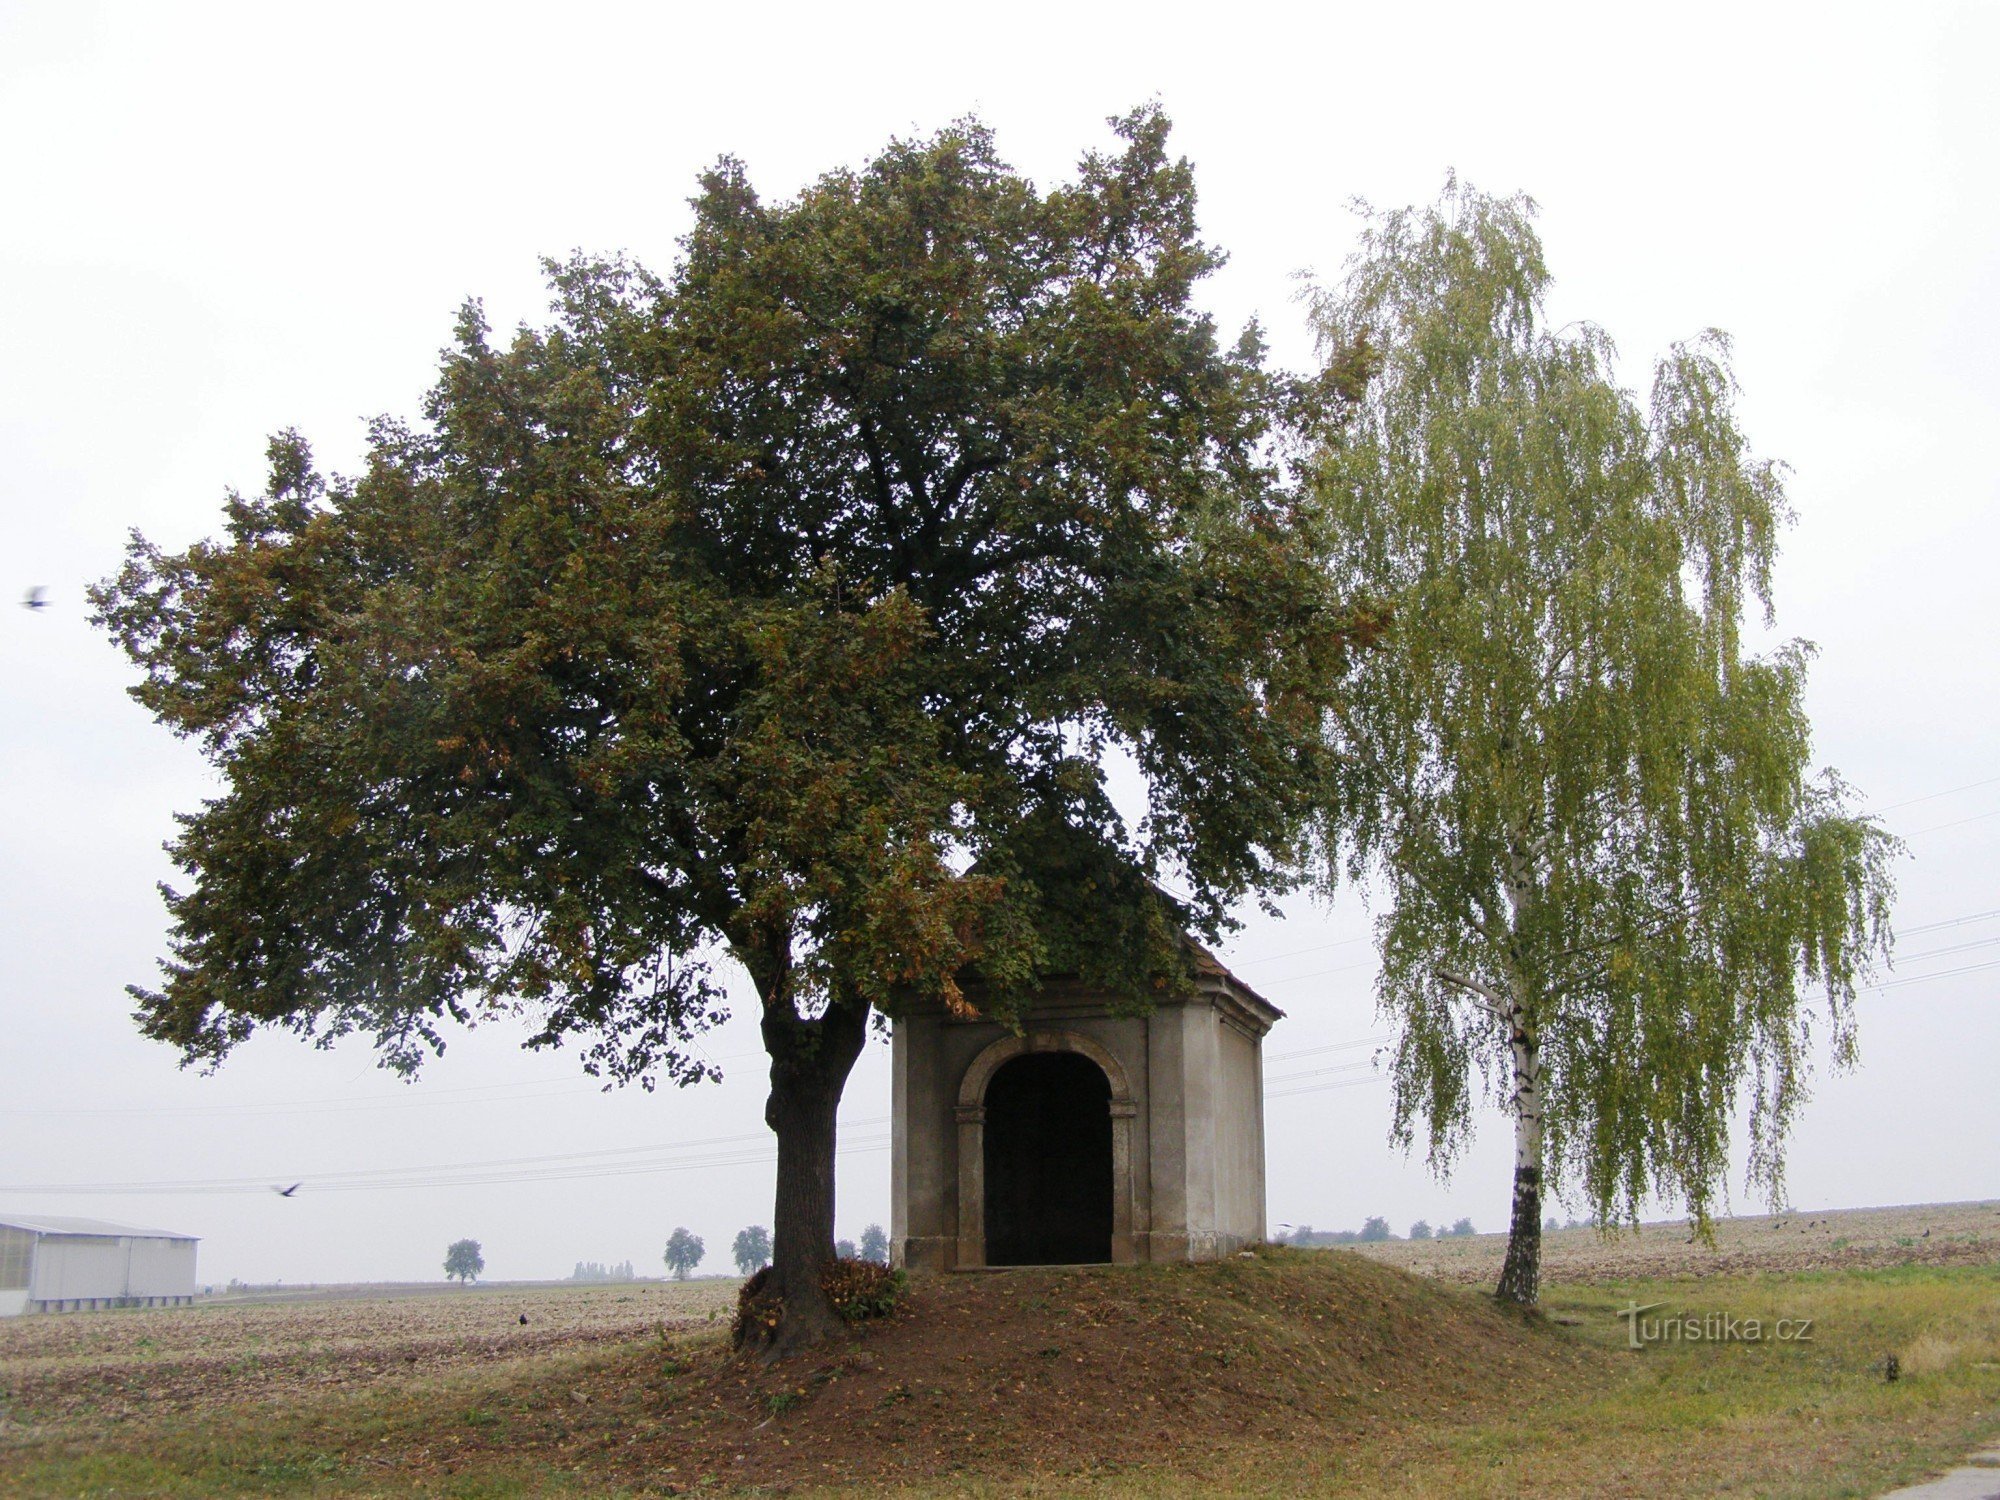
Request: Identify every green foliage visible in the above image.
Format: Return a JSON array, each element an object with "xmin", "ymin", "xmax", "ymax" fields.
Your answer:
[
  {"xmin": 1359, "ymin": 1216, "xmax": 1392, "ymax": 1243},
  {"xmin": 89, "ymin": 107, "xmax": 1368, "ymax": 1099},
  {"xmin": 858, "ymin": 1223, "xmax": 890, "ymax": 1265},
  {"xmin": 1409, "ymin": 1220, "xmax": 1433, "ymax": 1240},
  {"xmin": 663, "ymin": 1227, "xmax": 704, "ymax": 1280},
  {"xmin": 1308, "ymin": 177, "xmax": 1899, "ymax": 1237},
  {"xmin": 443, "ymin": 1238, "xmax": 483, "ymax": 1284},
  {"xmin": 731, "ymin": 1225, "xmax": 772, "ymax": 1277},
  {"xmin": 1447, "ymin": 1218, "xmax": 1476, "ymax": 1239}
]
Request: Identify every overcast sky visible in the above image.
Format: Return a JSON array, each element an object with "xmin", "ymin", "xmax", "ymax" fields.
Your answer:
[{"xmin": 3, "ymin": 1, "xmax": 1996, "ymax": 1286}]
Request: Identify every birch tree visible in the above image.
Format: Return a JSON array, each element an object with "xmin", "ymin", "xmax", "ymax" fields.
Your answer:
[{"xmin": 1309, "ymin": 180, "xmax": 1899, "ymax": 1305}]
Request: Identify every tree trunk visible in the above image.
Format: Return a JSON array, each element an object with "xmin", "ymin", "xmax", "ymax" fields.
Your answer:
[
  {"xmin": 737, "ymin": 994, "xmax": 870, "ymax": 1360},
  {"xmin": 1494, "ymin": 998, "xmax": 1544, "ymax": 1306}
]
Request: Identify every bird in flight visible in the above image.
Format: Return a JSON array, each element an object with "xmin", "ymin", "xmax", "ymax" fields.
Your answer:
[
  {"xmin": 22, "ymin": 587, "xmax": 47, "ymax": 611},
  {"xmin": 274, "ymin": 1182, "xmax": 301, "ymax": 1197}
]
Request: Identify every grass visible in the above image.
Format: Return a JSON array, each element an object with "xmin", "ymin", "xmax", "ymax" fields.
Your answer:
[
  {"xmin": 2, "ymin": 1259, "xmax": 1997, "ymax": 1497},
  {"xmin": 1074, "ymin": 1262, "xmax": 2000, "ymax": 1500}
]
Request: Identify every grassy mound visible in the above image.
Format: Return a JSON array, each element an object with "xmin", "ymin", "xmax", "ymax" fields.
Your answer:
[{"xmin": 482, "ymin": 1246, "xmax": 1591, "ymax": 1492}]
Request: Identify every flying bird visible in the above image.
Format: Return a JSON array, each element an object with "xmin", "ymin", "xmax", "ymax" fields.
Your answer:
[
  {"xmin": 275, "ymin": 1182, "xmax": 301, "ymax": 1197},
  {"xmin": 22, "ymin": 587, "xmax": 47, "ymax": 611}
]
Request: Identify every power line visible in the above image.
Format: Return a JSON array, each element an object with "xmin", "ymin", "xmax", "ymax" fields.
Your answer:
[
  {"xmin": 1266, "ymin": 1034, "xmax": 1387, "ymax": 1063},
  {"xmin": 1256, "ymin": 956, "xmax": 1378, "ymax": 989},
  {"xmin": 1265, "ymin": 1074, "xmax": 1388, "ymax": 1100},
  {"xmin": 1892, "ymin": 934, "xmax": 2000, "ymax": 965},
  {"xmin": 1265, "ymin": 1058, "xmax": 1379, "ymax": 1087},
  {"xmin": 0, "ymin": 1080, "xmax": 608, "ymax": 1119},
  {"xmin": 1872, "ymin": 774, "xmax": 2000, "ymax": 813},
  {"xmin": 0, "ymin": 1135, "xmax": 893, "ymax": 1197},
  {"xmin": 1902, "ymin": 807, "xmax": 2000, "ymax": 837},
  {"xmin": 1898, "ymin": 907, "xmax": 2000, "ymax": 937},
  {"xmin": 1222, "ymin": 934, "xmax": 1373, "ymax": 968},
  {"xmin": 1871, "ymin": 958, "xmax": 2000, "ymax": 992},
  {"xmin": 0, "ymin": 1117, "xmax": 890, "ymax": 1197}
]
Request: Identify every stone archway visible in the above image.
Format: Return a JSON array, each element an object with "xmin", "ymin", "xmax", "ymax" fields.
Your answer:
[{"xmin": 955, "ymin": 1030, "xmax": 1136, "ymax": 1267}]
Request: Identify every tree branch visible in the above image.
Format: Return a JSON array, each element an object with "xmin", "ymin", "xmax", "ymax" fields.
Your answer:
[{"xmin": 1435, "ymin": 967, "xmax": 1509, "ymax": 1021}]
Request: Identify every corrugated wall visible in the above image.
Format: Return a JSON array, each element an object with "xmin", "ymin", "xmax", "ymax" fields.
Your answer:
[
  {"xmin": 27, "ymin": 1234, "xmax": 196, "ymax": 1302},
  {"xmin": 127, "ymin": 1236, "xmax": 197, "ymax": 1298}
]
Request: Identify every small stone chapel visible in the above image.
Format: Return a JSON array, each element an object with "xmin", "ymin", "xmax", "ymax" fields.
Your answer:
[{"xmin": 890, "ymin": 946, "xmax": 1281, "ymax": 1270}]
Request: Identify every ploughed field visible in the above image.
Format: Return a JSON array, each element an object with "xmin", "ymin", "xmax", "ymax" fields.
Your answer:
[
  {"xmin": 1350, "ymin": 1198, "xmax": 2000, "ymax": 1285},
  {"xmin": 0, "ymin": 1281, "xmax": 734, "ymax": 1425}
]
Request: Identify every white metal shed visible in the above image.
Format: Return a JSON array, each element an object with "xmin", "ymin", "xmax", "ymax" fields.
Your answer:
[{"xmin": 0, "ymin": 1214, "xmax": 199, "ymax": 1316}]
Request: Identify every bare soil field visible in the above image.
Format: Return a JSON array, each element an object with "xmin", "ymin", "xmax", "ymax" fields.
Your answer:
[
  {"xmin": 1349, "ymin": 1198, "xmax": 2000, "ymax": 1286},
  {"xmin": 0, "ymin": 1279, "xmax": 734, "ymax": 1425}
]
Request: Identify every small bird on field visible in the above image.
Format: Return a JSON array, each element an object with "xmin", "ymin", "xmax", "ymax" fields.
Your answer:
[
  {"xmin": 519, "ymin": 1313, "xmax": 529, "ymax": 1325},
  {"xmin": 22, "ymin": 587, "xmax": 47, "ymax": 611},
  {"xmin": 274, "ymin": 1182, "xmax": 301, "ymax": 1197}
]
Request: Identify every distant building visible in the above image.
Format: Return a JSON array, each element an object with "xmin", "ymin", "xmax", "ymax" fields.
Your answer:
[
  {"xmin": 892, "ymin": 941, "xmax": 1279, "ymax": 1270},
  {"xmin": 0, "ymin": 1215, "xmax": 199, "ymax": 1316}
]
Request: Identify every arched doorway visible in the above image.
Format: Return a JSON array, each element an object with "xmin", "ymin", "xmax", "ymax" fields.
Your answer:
[{"xmin": 981, "ymin": 1051, "xmax": 1113, "ymax": 1265}]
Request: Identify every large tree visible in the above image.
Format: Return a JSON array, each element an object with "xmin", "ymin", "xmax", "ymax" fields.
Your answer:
[
  {"xmin": 1308, "ymin": 180, "xmax": 1898, "ymax": 1305},
  {"xmin": 93, "ymin": 110, "xmax": 1368, "ymax": 1352}
]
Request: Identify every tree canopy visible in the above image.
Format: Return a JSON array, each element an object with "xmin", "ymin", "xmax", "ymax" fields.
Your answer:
[
  {"xmin": 1308, "ymin": 179, "xmax": 1898, "ymax": 1303},
  {"xmin": 664, "ymin": 1227, "xmax": 705, "ymax": 1280},
  {"xmin": 93, "ymin": 108, "xmax": 1370, "ymax": 1350},
  {"xmin": 858, "ymin": 1223, "xmax": 890, "ymax": 1265},
  {"xmin": 444, "ymin": 1238, "xmax": 484, "ymax": 1284},
  {"xmin": 731, "ymin": 1224, "xmax": 772, "ymax": 1277}
]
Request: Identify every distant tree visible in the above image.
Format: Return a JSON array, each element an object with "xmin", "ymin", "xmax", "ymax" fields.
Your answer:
[
  {"xmin": 1359, "ymin": 1216, "xmax": 1392, "ymax": 1243},
  {"xmin": 1309, "ymin": 179, "xmax": 1898, "ymax": 1305},
  {"xmin": 858, "ymin": 1224, "xmax": 890, "ymax": 1266},
  {"xmin": 1545, "ymin": 1216, "xmax": 1559, "ymax": 1233},
  {"xmin": 732, "ymin": 1225, "xmax": 772, "ymax": 1277},
  {"xmin": 1448, "ymin": 1218, "xmax": 1476, "ymax": 1239},
  {"xmin": 1408, "ymin": 1220, "xmax": 1433, "ymax": 1241},
  {"xmin": 664, "ymin": 1228, "xmax": 705, "ymax": 1280},
  {"xmin": 1284, "ymin": 1223, "xmax": 1362, "ymax": 1248},
  {"xmin": 834, "ymin": 1238, "xmax": 858, "ymax": 1262},
  {"xmin": 444, "ymin": 1239, "xmax": 484, "ymax": 1284}
]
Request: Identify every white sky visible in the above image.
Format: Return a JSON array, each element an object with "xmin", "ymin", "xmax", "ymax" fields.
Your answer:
[{"xmin": 2, "ymin": 0, "xmax": 1996, "ymax": 1284}]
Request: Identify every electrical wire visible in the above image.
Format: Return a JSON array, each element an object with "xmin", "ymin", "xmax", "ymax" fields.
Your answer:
[
  {"xmin": 1871, "ymin": 958, "xmax": 2000, "ymax": 992},
  {"xmin": 0, "ymin": 1119, "xmax": 891, "ymax": 1197},
  {"xmin": 1265, "ymin": 1034, "xmax": 1387, "ymax": 1063},
  {"xmin": 1871, "ymin": 774, "xmax": 2000, "ymax": 813},
  {"xmin": 1902, "ymin": 807, "xmax": 2000, "ymax": 837}
]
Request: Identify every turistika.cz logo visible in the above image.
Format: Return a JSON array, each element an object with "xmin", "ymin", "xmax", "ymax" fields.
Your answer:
[{"xmin": 1615, "ymin": 1301, "xmax": 1815, "ymax": 1349}]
